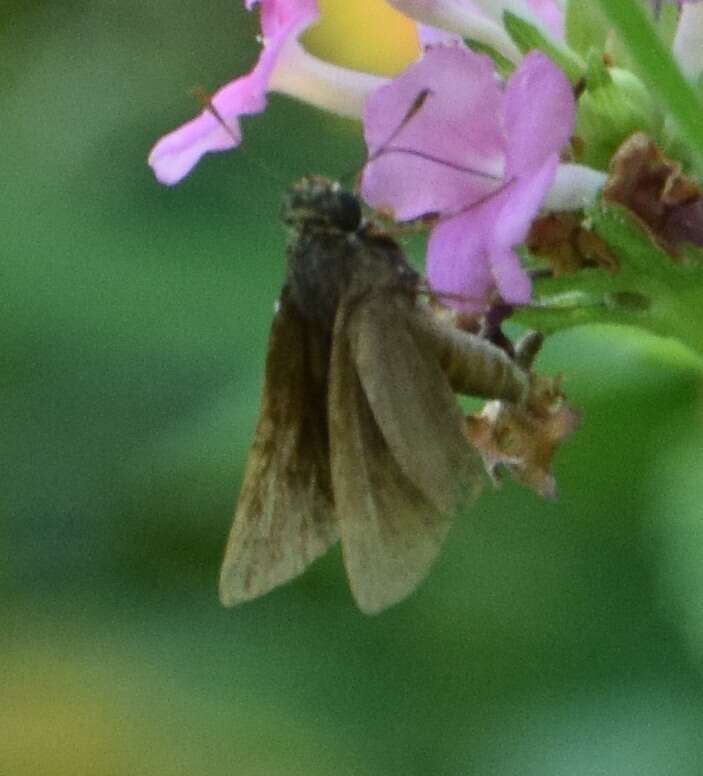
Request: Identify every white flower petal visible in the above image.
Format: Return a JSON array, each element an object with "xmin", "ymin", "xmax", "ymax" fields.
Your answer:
[
  {"xmin": 386, "ymin": 0, "xmax": 521, "ymax": 60},
  {"xmin": 674, "ymin": 3, "xmax": 703, "ymax": 82},
  {"xmin": 543, "ymin": 163, "xmax": 606, "ymax": 211},
  {"xmin": 269, "ymin": 41, "xmax": 388, "ymax": 118}
]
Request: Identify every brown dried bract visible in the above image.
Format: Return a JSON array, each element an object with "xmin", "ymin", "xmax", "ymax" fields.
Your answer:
[
  {"xmin": 603, "ymin": 132, "xmax": 703, "ymax": 255},
  {"xmin": 466, "ymin": 375, "xmax": 580, "ymax": 499},
  {"xmin": 527, "ymin": 212, "xmax": 618, "ymax": 275}
]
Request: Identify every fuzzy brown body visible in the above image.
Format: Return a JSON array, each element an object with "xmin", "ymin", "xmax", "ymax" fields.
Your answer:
[
  {"xmin": 283, "ymin": 177, "xmax": 419, "ymax": 329},
  {"xmin": 219, "ymin": 176, "xmax": 533, "ymax": 614}
]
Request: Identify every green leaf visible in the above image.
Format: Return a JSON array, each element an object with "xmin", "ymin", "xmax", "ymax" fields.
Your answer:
[
  {"xmin": 464, "ymin": 38, "xmax": 515, "ymax": 79},
  {"xmin": 566, "ymin": 0, "xmax": 677, "ymax": 70},
  {"xmin": 502, "ymin": 10, "xmax": 585, "ymax": 83},
  {"xmin": 565, "ymin": 2, "xmax": 610, "ymax": 60}
]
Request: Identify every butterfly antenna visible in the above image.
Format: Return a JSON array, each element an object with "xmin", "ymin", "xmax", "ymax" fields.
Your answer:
[
  {"xmin": 191, "ymin": 86, "xmax": 284, "ymax": 186},
  {"xmin": 339, "ymin": 88, "xmax": 435, "ymax": 191},
  {"xmin": 367, "ymin": 88, "xmax": 433, "ymax": 164}
]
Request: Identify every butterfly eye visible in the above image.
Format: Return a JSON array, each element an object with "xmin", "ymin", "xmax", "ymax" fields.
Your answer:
[{"xmin": 332, "ymin": 191, "xmax": 362, "ymax": 232}]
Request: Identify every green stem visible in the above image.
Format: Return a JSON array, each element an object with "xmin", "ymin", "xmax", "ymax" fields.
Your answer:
[{"xmin": 647, "ymin": 292, "xmax": 703, "ymax": 363}]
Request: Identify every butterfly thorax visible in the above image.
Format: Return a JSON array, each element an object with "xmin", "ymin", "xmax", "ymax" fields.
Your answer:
[{"xmin": 282, "ymin": 176, "xmax": 419, "ymax": 329}]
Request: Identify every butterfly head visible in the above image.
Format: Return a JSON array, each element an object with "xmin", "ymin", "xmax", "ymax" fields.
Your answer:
[{"xmin": 282, "ymin": 176, "xmax": 362, "ymax": 234}]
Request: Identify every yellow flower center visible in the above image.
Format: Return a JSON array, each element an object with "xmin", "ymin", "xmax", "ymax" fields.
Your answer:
[{"xmin": 303, "ymin": 0, "xmax": 420, "ymax": 76}]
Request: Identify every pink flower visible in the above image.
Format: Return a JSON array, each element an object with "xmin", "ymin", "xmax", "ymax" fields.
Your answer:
[
  {"xmin": 361, "ymin": 47, "xmax": 575, "ymax": 311},
  {"xmin": 149, "ymin": 0, "xmax": 385, "ymax": 184}
]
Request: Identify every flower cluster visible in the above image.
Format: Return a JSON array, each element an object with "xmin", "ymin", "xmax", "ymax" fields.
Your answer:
[
  {"xmin": 149, "ymin": 0, "xmax": 703, "ymax": 312},
  {"xmin": 361, "ymin": 46, "xmax": 574, "ymax": 309}
]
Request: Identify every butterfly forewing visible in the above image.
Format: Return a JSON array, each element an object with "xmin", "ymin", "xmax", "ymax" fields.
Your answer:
[
  {"xmin": 329, "ymin": 292, "xmax": 481, "ymax": 614},
  {"xmin": 349, "ymin": 291, "xmax": 484, "ymax": 513},
  {"xmin": 219, "ymin": 292, "xmax": 338, "ymax": 606}
]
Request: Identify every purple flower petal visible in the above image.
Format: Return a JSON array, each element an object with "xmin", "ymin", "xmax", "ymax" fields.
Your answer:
[
  {"xmin": 361, "ymin": 42, "xmax": 575, "ymax": 312},
  {"xmin": 489, "ymin": 245, "xmax": 532, "ymax": 304},
  {"xmin": 486, "ymin": 154, "xmax": 559, "ymax": 304},
  {"xmin": 426, "ymin": 165, "xmax": 551, "ymax": 309},
  {"xmin": 149, "ymin": 0, "xmax": 319, "ymax": 184},
  {"xmin": 503, "ymin": 51, "xmax": 574, "ymax": 179},
  {"xmin": 493, "ymin": 155, "xmax": 559, "ymax": 247},
  {"xmin": 148, "ymin": 81, "xmax": 251, "ymax": 186},
  {"xmin": 527, "ymin": 0, "xmax": 565, "ymax": 39},
  {"xmin": 418, "ymin": 23, "xmax": 463, "ymax": 47},
  {"xmin": 362, "ymin": 45, "xmax": 505, "ymax": 220},
  {"xmin": 427, "ymin": 204, "xmax": 495, "ymax": 310},
  {"xmin": 486, "ymin": 157, "xmax": 558, "ymax": 303},
  {"xmin": 256, "ymin": 0, "xmax": 318, "ymax": 39}
]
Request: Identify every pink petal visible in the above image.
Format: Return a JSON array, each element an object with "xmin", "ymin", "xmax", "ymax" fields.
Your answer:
[
  {"xmin": 427, "ymin": 156, "xmax": 557, "ymax": 309},
  {"xmin": 362, "ymin": 45, "xmax": 505, "ymax": 220},
  {"xmin": 503, "ymin": 51, "xmax": 575, "ymax": 179},
  {"xmin": 418, "ymin": 24, "xmax": 463, "ymax": 47},
  {"xmin": 527, "ymin": 0, "xmax": 565, "ymax": 39},
  {"xmin": 148, "ymin": 80, "xmax": 252, "ymax": 186},
  {"xmin": 258, "ymin": 0, "xmax": 319, "ymax": 39},
  {"xmin": 426, "ymin": 204, "xmax": 495, "ymax": 311},
  {"xmin": 493, "ymin": 155, "xmax": 558, "ymax": 247},
  {"xmin": 486, "ymin": 156, "xmax": 558, "ymax": 303},
  {"xmin": 489, "ymin": 246, "xmax": 532, "ymax": 304},
  {"xmin": 149, "ymin": 0, "xmax": 319, "ymax": 184}
]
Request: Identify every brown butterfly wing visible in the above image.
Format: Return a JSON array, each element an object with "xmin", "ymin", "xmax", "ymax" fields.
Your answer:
[
  {"xmin": 329, "ymin": 291, "xmax": 483, "ymax": 614},
  {"xmin": 219, "ymin": 292, "xmax": 338, "ymax": 606}
]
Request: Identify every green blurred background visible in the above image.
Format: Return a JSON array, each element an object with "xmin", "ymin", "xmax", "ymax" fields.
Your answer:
[{"xmin": 4, "ymin": 2, "xmax": 703, "ymax": 774}]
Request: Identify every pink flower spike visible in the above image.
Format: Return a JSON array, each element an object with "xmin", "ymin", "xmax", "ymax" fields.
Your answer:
[
  {"xmin": 362, "ymin": 45, "xmax": 575, "ymax": 311},
  {"xmin": 149, "ymin": 0, "xmax": 319, "ymax": 185}
]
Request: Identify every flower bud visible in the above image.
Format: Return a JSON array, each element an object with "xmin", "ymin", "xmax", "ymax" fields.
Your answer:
[{"xmin": 575, "ymin": 60, "xmax": 661, "ymax": 169}]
